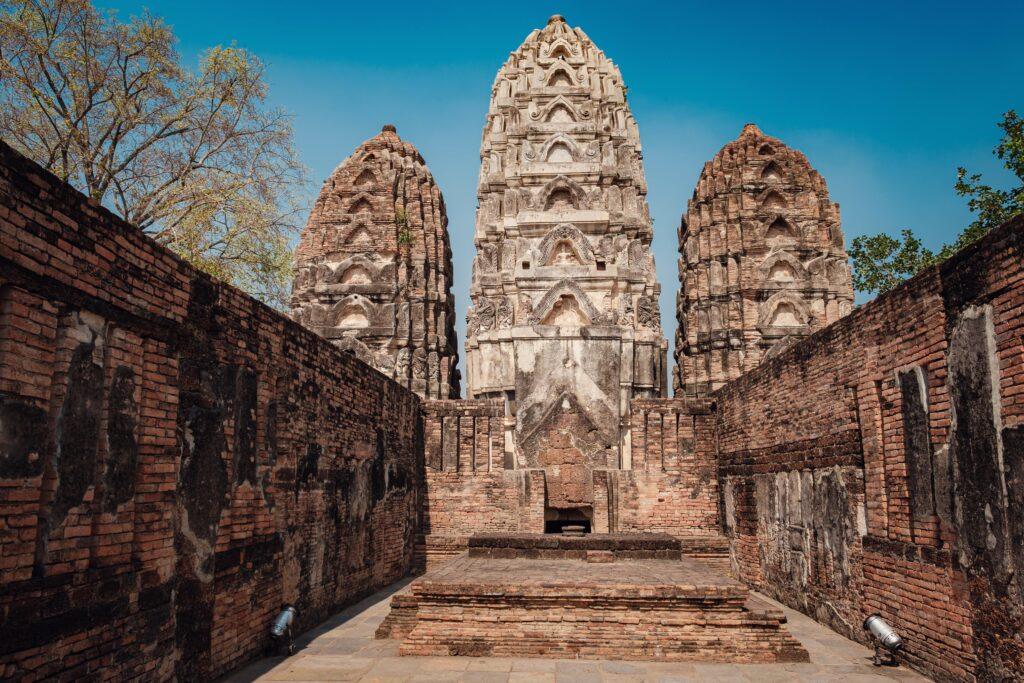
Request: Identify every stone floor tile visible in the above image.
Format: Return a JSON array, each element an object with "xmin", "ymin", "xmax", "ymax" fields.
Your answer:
[
  {"xmin": 356, "ymin": 640, "xmax": 400, "ymax": 657},
  {"xmin": 508, "ymin": 674, "xmax": 555, "ymax": 683},
  {"xmin": 259, "ymin": 664, "xmax": 369, "ymax": 681},
  {"xmin": 460, "ymin": 672, "xmax": 510, "ymax": 683},
  {"xmin": 601, "ymin": 674, "xmax": 646, "ymax": 683},
  {"xmin": 555, "ymin": 660, "xmax": 603, "ymax": 674},
  {"xmin": 510, "ymin": 658, "xmax": 557, "ymax": 672},
  {"xmin": 601, "ymin": 661, "xmax": 645, "ymax": 675},
  {"xmin": 416, "ymin": 657, "xmax": 470, "ymax": 672},
  {"xmin": 363, "ymin": 659, "xmax": 425, "ymax": 677},
  {"xmin": 466, "ymin": 658, "xmax": 514, "ymax": 672},
  {"xmin": 306, "ymin": 637, "xmax": 368, "ymax": 655},
  {"xmin": 690, "ymin": 663, "xmax": 752, "ymax": 681},
  {"xmin": 555, "ymin": 675, "xmax": 598, "ymax": 683},
  {"xmin": 727, "ymin": 664, "xmax": 801, "ymax": 682},
  {"xmin": 408, "ymin": 672, "xmax": 462, "ymax": 682}
]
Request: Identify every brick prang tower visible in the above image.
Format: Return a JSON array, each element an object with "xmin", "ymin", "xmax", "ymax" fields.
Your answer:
[
  {"xmin": 464, "ymin": 15, "xmax": 667, "ymax": 522},
  {"xmin": 674, "ymin": 124, "xmax": 855, "ymax": 397},
  {"xmin": 291, "ymin": 125, "xmax": 460, "ymax": 399}
]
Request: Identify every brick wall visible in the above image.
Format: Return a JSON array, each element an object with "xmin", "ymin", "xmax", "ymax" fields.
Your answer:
[
  {"xmin": 620, "ymin": 399, "xmax": 720, "ymax": 536},
  {"xmin": 714, "ymin": 215, "xmax": 1024, "ymax": 681},
  {"xmin": 421, "ymin": 400, "xmax": 544, "ymax": 559},
  {"xmin": 0, "ymin": 141, "xmax": 424, "ymax": 681},
  {"xmin": 420, "ymin": 398, "xmax": 721, "ymax": 547}
]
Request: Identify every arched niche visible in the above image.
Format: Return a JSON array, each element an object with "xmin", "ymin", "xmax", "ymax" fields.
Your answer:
[
  {"xmin": 546, "ymin": 103, "xmax": 575, "ymax": 122},
  {"xmin": 538, "ymin": 133, "xmax": 580, "ymax": 162},
  {"xmin": 546, "ymin": 141, "xmax": 574, "ymax": 162},
  {"xmin": 758, "ymin": 143, "xmax": 775, "ymax": 155},
  {"xmin": 765, "ymin": 216, "xmax": 796, "ymax": 240},
  {"xmin": 354, "ymin": 168, "xmax": 377, "ymax": 187},
  {"xmin": 762, "ymin": 190, "xmax": 788, "ymax": 210},
  {"xmin": 768, "ymin": 261, "xmax": 797, "ymax": 282},
  {"xmin": 542, "ymin": 294, "xmax": 589, "ymax": 325},
  {"xmin": 534, "ymin": 95, "xmax": 586, "ymax": 124},
  {"xmin": 530, "ymin": 280, "xmax": 601, "ymax": 327},
  {"xmin": 348, "ymin": 195, "xmax": 374, "ymax": 214},
  {"xmin": 549, "ymin": 42, "xmax": 573, "ymax": 60},
  {"xmin": 547, "ymin": 67, "xmax": 574, "ymax": 87},
  {"xmin": 762, "ymin": 161, "xmax": 784, "ymax": 183},
  {"xmin": 548, "ymin": 241, "xmax": 581, "ymax": 265},
  {"xmin": 324, "ymin": 254, "xmax": 378, "ymax": 284},
  {"xmin": 758, "ymin": 251, "xmax": 806, "ymax": 282},
  {"xmin": 758, "ymin": 292, "xmax": 810, "ymax": 330},
  {"xmin": 537, "ymin": 175, "xmax": 586, "ymax": 211},
  {"xmin": 338, "ymin": 218, "xmax": 376, "ymax": 247},
  {"xmin": 333, "ymin": 295, "xmax": 374, "ymax": 328},
  {"xmin": 337, "ymin": 306, "xmax": 369, "ymax": 328},
  {"xmin": 339, "ymin": 264, "xmax": 372, "ymax": 285},
  {"xmin": 769, "ymin": 302, "xmax": 802, "ymax": 326},
  {"xmin": 547, "ymin": 189, "xmax": 574, "ymax": 210},
  {"xmin": 537, "ymin": 224, "xmax": 594, "ymax": 266}
]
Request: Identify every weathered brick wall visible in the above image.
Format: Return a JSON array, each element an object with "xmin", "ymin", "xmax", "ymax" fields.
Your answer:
[
  {"xmin": 0, "ymin": 141, "xmax": 424, "ymax": 681},
  {"xmin": 421, "ymin": 400, "xmax": 544, "ymax": 548},
  {"xmin": 620, "ymin": 399, "xmax": 720, "ymax": 536},
  {"xmin": 714, "ymin": 215, "xmax": 1024, "ymax": 682},
  {"xmin": 420, "ymin": 398, "xmax": 721, "ymax": 545}
]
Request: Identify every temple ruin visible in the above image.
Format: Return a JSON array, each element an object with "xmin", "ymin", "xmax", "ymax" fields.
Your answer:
[
  {"xmin": 674, "ymin": 124, "xmax": 855, "ymax": 396},
  {"xmin": 465, "ymin": 15, "xmax": 666, "ymax": 530},
  {"xmin": 1, "ymin": 13, "xmax": 1022, "ymax": 683},
  {"xmin": 291, "ymin": 125, "xmax": 460, "ymax": 399}
]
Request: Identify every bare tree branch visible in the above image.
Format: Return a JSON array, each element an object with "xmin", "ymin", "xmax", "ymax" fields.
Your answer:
[{"xmin": 0, "ymin": 0, "xmax": 307, "ymax": 306}]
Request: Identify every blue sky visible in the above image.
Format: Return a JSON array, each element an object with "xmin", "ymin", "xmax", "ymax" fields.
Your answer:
[{"xmin": 104, "ymin": 0, "xmax": 1023, "ymax": 390}]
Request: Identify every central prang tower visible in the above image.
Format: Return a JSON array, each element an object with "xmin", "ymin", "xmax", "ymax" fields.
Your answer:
[{"xmin": 465, "ymin": 15, "xmax": 666, "ymax": 518}]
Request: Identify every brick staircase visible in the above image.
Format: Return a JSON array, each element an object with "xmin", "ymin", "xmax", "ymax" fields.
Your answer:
[{"xmin": 383, "ymin": 534, "xmax": 807, "ymax": 663}]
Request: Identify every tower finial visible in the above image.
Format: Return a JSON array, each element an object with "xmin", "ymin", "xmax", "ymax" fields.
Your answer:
[
  {"xmin": 381, "ymin": 124, "xmax": 397, "ymax": 134},
  {"xmin": 547, "ymin": 14, "xmax": 566, "ymax": 25},
  {"xmin": 741, "ymin": 122, "xmax": 762, "ymax": 136}
]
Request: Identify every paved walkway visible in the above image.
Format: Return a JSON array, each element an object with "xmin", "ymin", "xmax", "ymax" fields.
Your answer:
[{"xmin": 224, "ymin": 579, "xmax": 927, "ymax": 682}]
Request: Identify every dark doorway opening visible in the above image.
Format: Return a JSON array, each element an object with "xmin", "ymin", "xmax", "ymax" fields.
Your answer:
[{"xmin": 544, "ymin": 506, "xmax": 592, "ymax": 534}]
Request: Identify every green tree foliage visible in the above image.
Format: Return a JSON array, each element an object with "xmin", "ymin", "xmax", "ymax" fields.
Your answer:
[
  {"xmin": 954, "ymin": 110, "xmax": 1024, "ymax": 243},
  {"xmin": 848, "ymin": 229, "xmax": 949, "ymax": 295},
  {"xmin": 0, "ymin": 0, "xmax": 306, "ymax": 306},
  {"xmin": 850, "ymin": 110, "xmax": 1024, "ymax": 296}
]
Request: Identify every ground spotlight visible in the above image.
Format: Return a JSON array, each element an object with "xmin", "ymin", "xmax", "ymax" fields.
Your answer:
[
  {"xmin": 863, "ymin": 614, "xmax": 902, "ymax": 666},
  {"xmin": 270, "ymin": 605, "xmax": 297, "ymax": 656}
]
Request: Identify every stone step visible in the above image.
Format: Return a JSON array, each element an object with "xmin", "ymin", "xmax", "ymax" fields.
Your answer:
[
  {"xmin": 373, "ymin": 593, "xmax": 418, "ymax": 640},
  {"xmin": 678, "ymin": 534, "xmax": 733, "ymax": 575},
  {"xmin": 415, "ymin": 532, "xmax": 735, "ymax": 573},
  {"xmin": 413, "ymin": 534, "xmax": 467, "ymax": 573}
]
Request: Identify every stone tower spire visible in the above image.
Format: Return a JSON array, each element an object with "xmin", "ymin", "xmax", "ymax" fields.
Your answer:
[
  {"xmin": 674, "ymin": 124, "xmax": 854, "ymax": 396},
  {"xmin": 466, "ymin": 16, "xmax": 666, "ymax": 487},
  {"xmin": 291, "ymin": 125, "xmax": 460, "ymax": 399}
]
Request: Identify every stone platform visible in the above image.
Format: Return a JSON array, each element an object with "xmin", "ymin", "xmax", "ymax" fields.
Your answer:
[
  {"xmin": 415, "ymin": 532, "xmax": 734, "ymax": 572},
  {"xmin": 467, "ymin": 532, "xmax": 682, "ymax": 561},
  {"xmin": 378, "ymin": 552, "xmax": 809, "ymax": 663}
]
